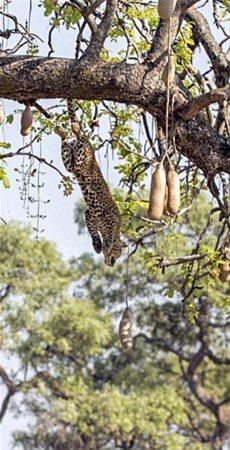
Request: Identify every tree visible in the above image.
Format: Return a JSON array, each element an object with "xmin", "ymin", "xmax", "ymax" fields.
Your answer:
[
  {"xmin": 0, "ymin": 205, "xmax": 229, "ymax": 449},
  {"xmin": 0, "ymin": 1, "xmax": 229, "ymax": 189},
  {"xmin": 0, "ymin": 0, "xmax": 229, "ymax": 266},
  {"xmin": 0, "ymin": 1, "xmax": 229, "ymax": 448}
]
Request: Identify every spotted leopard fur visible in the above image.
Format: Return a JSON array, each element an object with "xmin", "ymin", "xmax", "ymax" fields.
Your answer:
[{"xmin": 56, "ymin": 113, "xmax": 122, "ymax": 267}]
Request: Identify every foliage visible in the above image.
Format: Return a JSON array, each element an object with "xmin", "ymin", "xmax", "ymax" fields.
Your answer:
[{"xmin": 0, "ymin": 223, "xmax": 72, "ymax": 302}]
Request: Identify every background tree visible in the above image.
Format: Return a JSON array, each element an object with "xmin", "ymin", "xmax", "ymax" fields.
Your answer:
[{"xmin": 0, "ymin": 199, "xmax": 229, "ymax": 449}]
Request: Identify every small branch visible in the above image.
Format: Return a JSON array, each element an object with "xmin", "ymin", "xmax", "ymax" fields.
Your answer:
[
  {"xmin": 157, "ymin": 254, "xmax": 205, "ymax": 268},
  {"xmin": 1, "ymin": 151, "xmax": 71, "ymax": 180},
  {"xmin": 69, "ymin": 0, "xmax": 98, "ymax": 34},
  {"xmin": 141, "ymin": 112, "xmax": 159, "ymax": 157},
  {"xmin": 207, "ymin": 178, "xmax": 228, "ymax": 219},
  {"xmin": 133, "ymin": 333, "xmax": 190, "ymax": 361},
  {"xmin": 0, "ymin": 365, "xmax": 16, "ymax": 420},
  {"xmin": 48, "ymin": 23, "xmax": 57, "ymax": 57},
  {"xmin": 0, "ymin": 217, "xmax": 7, "ymax": 225},
  {"xmin": 0, "ymin": 11, "xmax": 43, "ymax": 44},
  {"xmin": 0, "ymin": 285, "xmax": 11, "ymax": 302},
  {"xmin": 0, "ymin": 365, "xmax": 14, "ymax": 388},
  {"xmin": 207, "ymin": 350, "xmax": 230, "ymax": 366},
  {"xmin": 177, "ymin": 87, "xmax": 230, "ymax": 119},
  {"xmin": 33, "ymin": 102, "xmax": 52, "ymax": 119}
]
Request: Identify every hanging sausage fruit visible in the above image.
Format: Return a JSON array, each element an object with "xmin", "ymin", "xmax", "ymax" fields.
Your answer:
[
  {"xmin": 119, "ymin": 307, "xmax": 133, "ymax": 351},
  {"xmin": 167, "ymin": 166, "xmax": 180, "ymax": 214},
  {"xmin": 158, "ymin": 0, "xmax": 177, "ymax": 20},
  {"xmin": 148, "ymin": 163, "xmax": 166, "ymax": 220},
  {"xmin": 21, "ymin": 105, "xmax": 33, "ymax": 136}
]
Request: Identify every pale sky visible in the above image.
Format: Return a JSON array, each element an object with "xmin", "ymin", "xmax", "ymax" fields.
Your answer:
[{"xmin": 0, "ymin": 0, "xmax": 225, "ymax": 448}]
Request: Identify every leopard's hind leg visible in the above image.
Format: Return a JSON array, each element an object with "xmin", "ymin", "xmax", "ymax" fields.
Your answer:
[{"xmin": 85, "ymin": 209, "xmax": 102, "ymax": 254}]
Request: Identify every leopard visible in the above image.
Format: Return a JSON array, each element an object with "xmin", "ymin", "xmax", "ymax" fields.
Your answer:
[{"xmin": 56, "ymin": 117, "xmax": 123, "ymax": 267}]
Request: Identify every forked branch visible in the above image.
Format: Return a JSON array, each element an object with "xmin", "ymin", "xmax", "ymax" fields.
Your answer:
[{"xmin": 81, "ymin": 0, "xmax": 118, "ymax": 60}]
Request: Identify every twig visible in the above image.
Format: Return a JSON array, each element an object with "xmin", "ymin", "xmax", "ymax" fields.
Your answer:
[
  {"xmin": 157, "ymin": 254, "xmax": 205, "ymax": 268},
  {"xmin": 1, "ymin": 151, "xmax": 72, "ymax": 180}
]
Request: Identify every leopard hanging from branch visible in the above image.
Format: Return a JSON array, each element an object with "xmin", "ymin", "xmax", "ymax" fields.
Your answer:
[{"xmin": 56, "ymin": 101, "xmax": 123, "ymax": 267}]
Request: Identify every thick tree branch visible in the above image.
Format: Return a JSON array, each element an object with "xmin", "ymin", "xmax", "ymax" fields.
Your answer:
[
  {"xmin": 186, "ymin": 347, "xmax": 218, "ymax": 414},
  {"xmin": 148, "ymin": 0, "xmax": 201, "ymax": 60},
  {"xmin": 148, "ymin": 14, "xmax": 181, "ymax": 60},
  {"xmin": 174, "ymin": 116, "xmax": 230, "ymax": 178},
  {"xmin": 0, "ymin": 56, "xmax": 229, "ymax": 177},
  {"xmin": 185, "ymin": 8, "xmax": 229, "ymax": 87}
]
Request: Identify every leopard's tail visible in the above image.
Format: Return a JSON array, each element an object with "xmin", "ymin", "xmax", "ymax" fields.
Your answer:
[{"xmin": 67, "ymin": 98, "xmax": 81, "ymax": 136}]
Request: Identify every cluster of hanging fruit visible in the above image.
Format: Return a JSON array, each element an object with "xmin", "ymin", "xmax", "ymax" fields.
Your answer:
[
  {"xmin": 148, "ymin": 162, "xmax": 180, "ymax": 220},
  {"xmin": 148, "ymin": 0, "xmax": 180, "ymax": 221}
]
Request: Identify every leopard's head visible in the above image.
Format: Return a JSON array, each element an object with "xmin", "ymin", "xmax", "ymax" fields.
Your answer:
[
  {"xmin": 55, "ymin": 125, "xmax": 68, "ymax": 140},
  {"xmin": 104, "ymin": 240, "xmax": 123, "ymax": 267}
]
